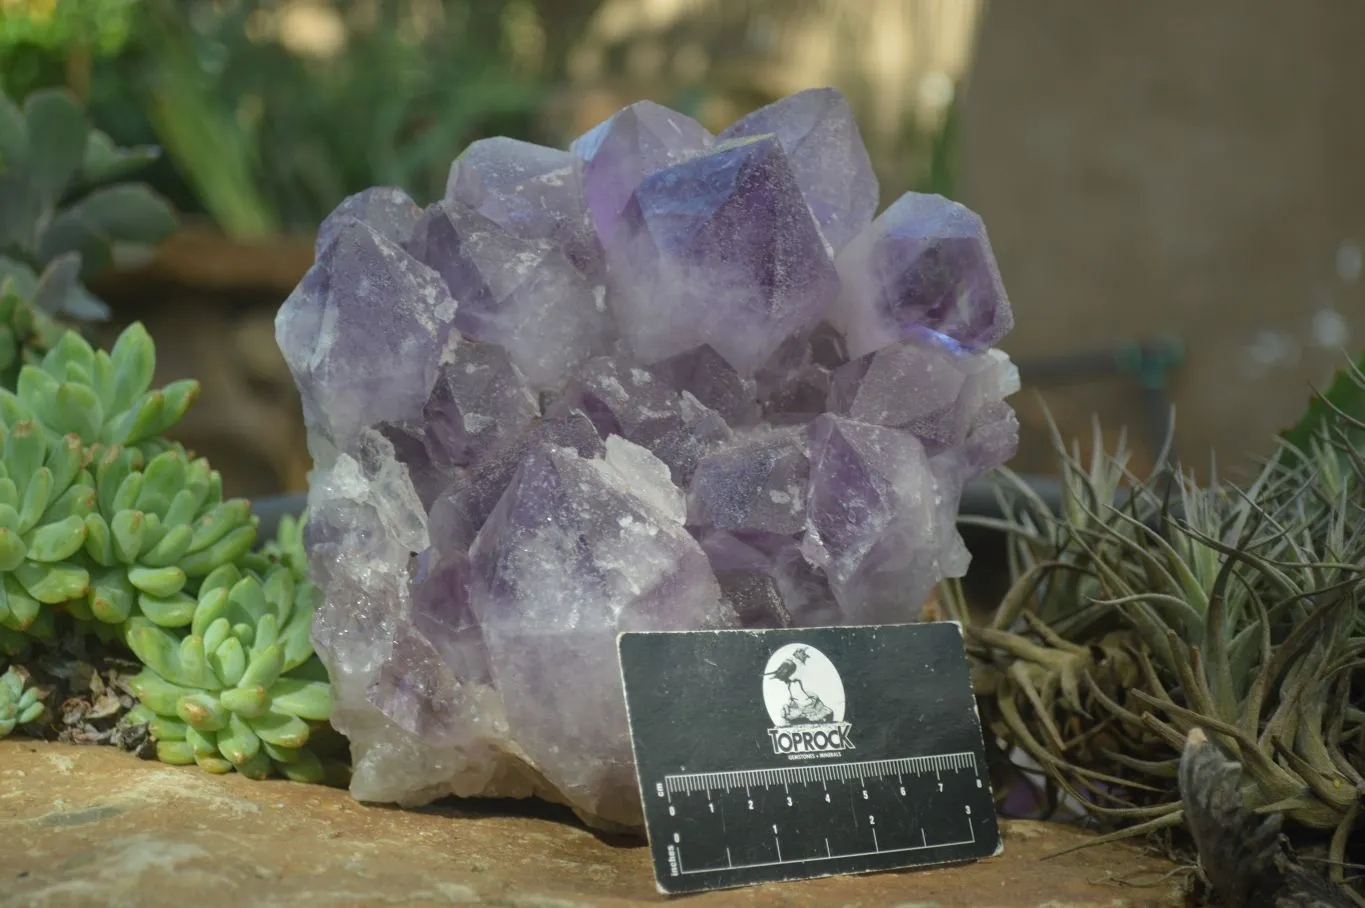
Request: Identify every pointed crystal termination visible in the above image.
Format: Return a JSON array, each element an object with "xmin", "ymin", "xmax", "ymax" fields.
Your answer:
[
  {"xmin": 277, "ymin": 218, "xmax": 459, "ymax": 453},
  {"xmin": 281, "ymin": 88, "xmax": 1021, "ymax": 835},
  {"xmin": 445, "ymin": 137, "xmax": 604, "ymax": 280},
  {"xmin": 801, "ymin": 415, "xmax": 967, "ymax": 624},
  {"xmin": 572, "ymin": 100, "xmax": 713, "ymax": 246},
  {"xmin": 315, "ymin": 186, "xmax": 423, "ymax": 255},
  {"xmin": 833, "ymin": 192, "xmax": 1015, "ymax": 359},
  {"xmin": 608, "ymin": 135, "xmax": 840, "ymax": 373},
  {"xmin": 469, "ymin": 442, "xmax": 735, "ymax": 828},
  {"xmin": 720, "ymin": 87, "xmax": 878, "ymax": 252},
  {"xmin": 406, "ymin": 200, "xmax": 614, "ymax": 389},
  {"xmin": 830, "ymin": 327, "xmax": 1008, "ymax": 453},
  {"xmin": 372, "ymin": 341, "xmax": 542, "ymax": 508},
  {"xmin": 427, "ymin": 410, "xmax": 605, "ymax": 553}
]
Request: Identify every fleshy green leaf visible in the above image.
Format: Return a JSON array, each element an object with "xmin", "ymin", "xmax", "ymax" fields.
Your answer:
[
  {"xmin": 81, "ymin": 130, "xmax": 160, "ymax": 185},
  {"xmin": 37, "ymin": 184, "xmax": 176, "ymax": 278},
  {"xmin": 22, "ymin": 88, "xmax": 87, "ymax": 210},
  {"xmin": 0, "ymin": 93, "xmax": 27, "ymax": 171},
  {"xmin": 1280, "ymin": 349, "xmax": 1365, "ymax": 461}
]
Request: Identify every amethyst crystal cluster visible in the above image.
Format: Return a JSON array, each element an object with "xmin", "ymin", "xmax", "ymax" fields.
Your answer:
[{"xmin": 276, "ymin": 88, "xmax": 1019, "ymax": 831}]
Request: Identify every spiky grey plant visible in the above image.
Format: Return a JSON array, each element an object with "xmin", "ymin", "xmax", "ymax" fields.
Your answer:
[{"xmin": 942, "ymin": 357, "xmax": 1365, "ymax": 903}]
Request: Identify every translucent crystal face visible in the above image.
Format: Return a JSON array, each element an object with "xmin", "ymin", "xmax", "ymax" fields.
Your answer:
[
  {"xmin": 275, "ymin": 87, "xmax": 1018, "ymax": 832},
  {"xmin": 833, "ymin": 192, "xmax": 1014, "ymax": 358}
]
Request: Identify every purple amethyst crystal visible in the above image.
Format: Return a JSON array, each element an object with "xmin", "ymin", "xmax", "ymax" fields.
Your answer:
[
  {"xmin": 545, "ymin": 355, "xmax": 731, "ymax": 485},
  {"xmin": 277, "ymin": 88, "xmax": 1020, "ymax": 832},
  {"xmin": 649, "ymin": 344, "xmax": 760, "ymax": 427},
  {"xmin": 834, "ymin": 192, "xmax": 1015, "ymax": 358},
  {"xmin": 467, "ymin": 442, "xmax": 730, "ymax": 825},
  {"xmin": 445, "ymin": 137, "xmax": 604, "ymax": 280},
  {"xmin": 719, "ymin": 87, "xmax": 878, "ymax": 252},
  {"xmin": 801, "ymin": 415, "xmax": 970, "ymax": 624},
  {"xmin": 405, "ymin": 200, "xmax": 613, "ymax": 389},
  {"xmin": 829, "ymin": 326, "xmax": 1019, "ymax": 455},
  {"xmin": 315, "ymin": 186, "xmax": 422, "ymax": 254},
  {"xmin": 604, "ymin": 134, "xmax": 839, "ymax": 373},
  {"xmin": 424, "ymin": 342, "xmax": 539, "ymax": 468},
  {"xmin": 687, "ymin": 428, "xmax": 809, "ymax": 536},
  {"xmin": 278, "ymin": 218, "xmax": 459, "ymax": 450},
  {"xmin": 571, "ymin": 100, "xmax": 713, "ymax": 245}
]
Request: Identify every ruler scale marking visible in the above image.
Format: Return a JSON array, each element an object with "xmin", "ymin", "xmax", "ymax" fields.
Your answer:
[
  {"xmin": 620, "ymin": 625, "xmax": 1001, "ymax": 894},
  {"xmin": 662, "ymin": 753, "xmax": 977, "ymax": 790}
]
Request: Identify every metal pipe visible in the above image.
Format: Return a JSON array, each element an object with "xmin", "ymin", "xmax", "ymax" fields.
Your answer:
[{"xmin": 1013, "ymin": 335, "xmax": 1185, "ymax": 468}]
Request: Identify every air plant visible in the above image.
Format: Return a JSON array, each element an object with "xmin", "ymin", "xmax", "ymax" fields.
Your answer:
[{"xmin": 943, "ymin": 352, "xmax": 1365, "ymax": 902}]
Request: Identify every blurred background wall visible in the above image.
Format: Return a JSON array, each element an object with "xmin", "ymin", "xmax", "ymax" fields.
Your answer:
[
  {"xmin": 4, "ymin": 0, "xmax": 1358, "ymax": 497},
  {"xmin": 960, "ymin": 0, "xmax": 1365, "ymax": 481}
]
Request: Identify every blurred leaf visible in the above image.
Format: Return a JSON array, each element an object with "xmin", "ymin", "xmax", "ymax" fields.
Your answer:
[
  {"xmin": 81, "ymin": 129, "xmax": 159, "ymax": 185},
  {"xmin": 66, "ymin": 181, "xmax": 176, "ymax": 244},
  {"xmin": 51, "ymin": 280, "xmax": 111, "ymax": 323},
  {"xmin": 0, "ymin": 170, "xmax": 39, "ymax": 252},
  {"xmin": 113, "ymin": 0, "xmax": 551, "ymax": 232},
  {"xmin": 0, "ymin": 92, "xmax": 27, "ymax": 171},
  {"xmin": 109, "ymin": 241, "xmax": 159, "ymax": 271},
  {"xmin": 30, "ymin": 251, "xmax": 81, "ymax": 314},
  {"xmin": 0, "ymin": 256, "xmax": 38, "ymax": 298},
  {"xmin": 23, "ymin": 87, "xmax": 88, "ymax": 208},
  {"xmin": 915, "ymin": 97, "xmax": 959, "ymax": 199},
  {"xmin": 128, "ymin": 1, "xmax": 278, "ymax": 238},
  {"xmin": 36, "ymin": 182, "xmax": 176, "ymax": 276},
  {"xmin": 1280, "ymin": 350, "xmax": 1365, "ymax": 457}
]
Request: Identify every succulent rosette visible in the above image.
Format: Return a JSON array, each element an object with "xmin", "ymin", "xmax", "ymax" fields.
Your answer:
[
  {"xmin": 0, "ymin": 325, "xmax": 258, "ymax": 638},
  {"xmin": 123, "ymin": 553, "xmax": 332, "ymax": 781},
  {"xmin": 0, "ymin": 664, "xmax": 44, "ymax": 737}
]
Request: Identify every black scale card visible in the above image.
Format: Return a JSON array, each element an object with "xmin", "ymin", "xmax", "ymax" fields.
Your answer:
[{"xmin": 618, "ymin": 623, "xmax": 1002, "ymax": 895}]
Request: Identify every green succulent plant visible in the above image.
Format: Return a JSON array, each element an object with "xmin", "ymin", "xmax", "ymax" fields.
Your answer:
[
  {"xmin": 0, "ymin": 0, "xmax": 141, "ymax": 60},
  {"xmin": 0, "ymin": 84, "xmax": 174, "ymax": 288},
  {"xmin": 0, "ymin": 432, "xmax": 259, "ymax": 636},
  {"xmin": 0, "ymin": 259, "xmax": 337, "ymax": 785},
  {"xmin": 0, "ymin": 663, "xmax": 44, "ymax": 737},
  {"xmin": 249, "ymin": 512, "xmax": 306, "ymax": 577},
  {"xmin": 6, "ymin": 320, "xmax": 199, "ymax": 452},
  {"xmin": 0, "ymin": 271, "xmax": 79, "ymax": 391},
  {"xmin": 123, "ymin": 558, "xmax": 332, "ymax": 781},
  {"xmin": 0, "ymin": 321, "xmax": 256, "ymax": 640},
  {"xmin": 0, "ymin": 83, "xmax": 175, "ymax": 386}
]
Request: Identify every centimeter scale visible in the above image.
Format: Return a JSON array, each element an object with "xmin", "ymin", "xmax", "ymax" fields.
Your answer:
[{"xmin": 619, "ymin": 624, "xmax": 1002, "ymax": 895}]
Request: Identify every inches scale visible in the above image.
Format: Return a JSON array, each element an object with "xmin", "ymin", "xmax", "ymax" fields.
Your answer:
[{"xmin": 618, "ymin": 623, "xmax": 1002, "ymax": 895}]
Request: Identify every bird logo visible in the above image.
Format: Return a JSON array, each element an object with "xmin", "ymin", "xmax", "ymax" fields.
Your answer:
[
  {"xmin": 765, "ymin": 646, "xmax": 813, "ymax": 702},
  {"xmin": 762, "ymin": 644, "xmax": 841, "ymax": 727},
  {"xmin": 761, "ymin": 642, "xmax": 852, "ymax": 756}
]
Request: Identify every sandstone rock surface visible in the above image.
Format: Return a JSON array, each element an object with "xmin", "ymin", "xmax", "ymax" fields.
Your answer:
[{"xmin": 1, "ymin": 741, "xmax": 1187, "ymax": 907}]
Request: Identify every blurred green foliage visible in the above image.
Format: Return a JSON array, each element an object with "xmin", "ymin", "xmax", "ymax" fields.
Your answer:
[
  {"xmin": 96, "ymin": 0, "xmax": 551, "ymax": 237},
  {"xmin": 2, "ymin": 0, "xmax": 963, "ymax": 240},
  {"xmin": 0, "ymin": 0, "xmax": 142, "ymax": 98},
  {"xmin": 0, "ymin": 80, "xmax": 174, "ymax": 385},
  {"xmin": 1280, "ymin": 349, "xmax": 1365, "ymax": 468},
  {"xmin": 0, "ymin": 0, "xmax": 138, "ymax": 52},
  {"xmin": 913, "ymin": 97, "xmax": 959, "ymax": 200}
]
